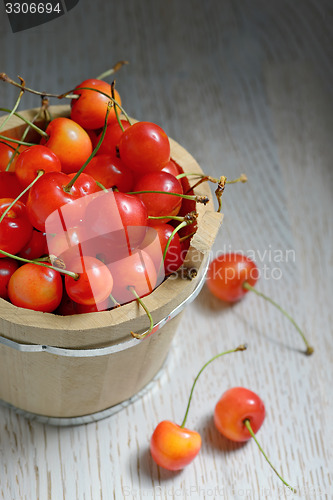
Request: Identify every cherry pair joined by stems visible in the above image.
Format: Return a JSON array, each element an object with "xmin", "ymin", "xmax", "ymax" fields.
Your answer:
[
  {"xmin": 150, "ymin": 345, "xmax": 247, "ymax": 471},
  {"xmin": 206, "ymin": 253, "xmax": 314, "ymax": 355}
]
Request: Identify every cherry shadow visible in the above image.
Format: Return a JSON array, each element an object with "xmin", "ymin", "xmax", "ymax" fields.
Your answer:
[
  {"xmin": 199, "ymin": 414, "xmax": 246, "ymax": 454},
  {"xmin": 135, "ymin": 445, "xmax": 183, "ymax": 482}
]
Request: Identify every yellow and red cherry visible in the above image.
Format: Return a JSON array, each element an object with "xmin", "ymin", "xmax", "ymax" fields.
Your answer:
[
  {"xmin": 65, "ymin": 255, "xmax": 113, "ymax": 306},
  {"xmin": 70, "ymin": 78, "xmax": 121, "ymax": 130},
  {"xmin": 15, "ymin": 145, "xmax": 61, "ymax": 188},
  {"xmin": 214, "ymin": 387, "xmax": 265, "ymax": 442},
  {"xmin": 207, "ymin": 253, "xmax": 259, "ymax": 302},
  {"xmin": 214, "ymin": 387, "xmax": 296, "ymax": 492},
  {"xmin": 40, "ymin": 117, "xmax": 93, "ymax": 174},
  {"xmin": 8, "ymin": 262, "xmax": 63, "ymax": 313},
  {"xmin": 207, "ymin": 252, "xmax": 313, "ymax": 355},
  {"xmin": 150, "ymin": 421, "xmax": 201, "ymax": 471}
]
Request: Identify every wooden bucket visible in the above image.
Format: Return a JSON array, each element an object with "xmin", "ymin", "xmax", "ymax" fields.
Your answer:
[{"xmin": 0, "ymin": 106, "xmax": 222, "ymax": 425}]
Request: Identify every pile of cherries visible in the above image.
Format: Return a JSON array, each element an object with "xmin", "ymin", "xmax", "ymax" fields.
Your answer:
[{"xmin": 0, "ymin": 76, "xmax": 199, "ymax": 317}]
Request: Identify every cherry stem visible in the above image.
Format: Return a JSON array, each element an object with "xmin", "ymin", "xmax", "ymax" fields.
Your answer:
[
  {"xmin": 128, "ymin": 286, "xmax": 154, "ymax": 339},
  {"xmin": 0, "ymin": 248, "xmax": 78, "ymax": 279},
  {"xmin": 148, "ymin": 211, "xmax": 197, "ymax": 223},
  {"xmin": 96, "ymin": 60, "xmax": 129, "ymax": 80},
  {"xmin": 162, "ymin": 214, "xmax": 197, "ymax": 263},
  {"xmin": 0, "ymin": 135, "xmax": 34, "ymax": 147},
  {"xmin": 111, "ymin": 80, "xmax": 125, "ymax": 132},
  {"xmin": 0, "ymin": 79, "xmax": 25, "ymax": 134},
  {"xmin": 63, "ymin": 102, "xmax": 112, "ymax": 192},
  {"xmin": 0, "ymin": 108, "xmax": 48, "ymax": 139},
  {"xmin": 179, "ymin": 231, "xmax": 197, "ymax": 243},
  {"xmin": 180, "ymin": 345, "xmax": 247, "ymax": 428},
  {"xmin": 242, "ymin": 282, "xmax": 314, "ymax": 355},
  {"xmin": 62, "ymin": 86, "xmax": 132, "ymax": 125},
  {"xmin": 182, "ymin": 173, "xmax": 247, "ymax": 213},
  {"xmin": 0, "ymin": 170, "xmax": 44, "ymax": 223},
  {"xmin": 244, "ymin": 419, "xmax": 296, "ymax": 493},
  {"xmin": 109, "ymin": 293, "xmax": 121, "ymax": 308},
  {"xmin": 0, "ymin": 72, "xmax": 73, "ymax": 99},
  {"xmin": 6, "ymin": 104, "xmax": 47, "ymax": 171},
  {"xmin": 127, "ymin": 190, "xmax": 209, "ymax": 205},
  {"xmin": 95, "ymin": 180, "xmax": 108, "ymax": 192}
]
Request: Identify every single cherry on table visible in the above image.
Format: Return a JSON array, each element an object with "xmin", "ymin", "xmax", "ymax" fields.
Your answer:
[
  {"xmin": 214, "ymin": 386, "xmax": 296, "ymax": 493},
  {"xmin": 206, "ymin": 253, "xmax": 314, "ymax": 355}
]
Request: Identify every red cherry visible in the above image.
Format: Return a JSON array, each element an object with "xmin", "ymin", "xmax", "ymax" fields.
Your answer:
[
  {"xmin": 65, "ymin": 255, "xmax": 113, "ymax": 306},
  {"xmin": 0, "ymin": 198, "xmax": 33, "ymax": 257},
  {"xmin": 214, "ymin": 387, "xmax": 296, "ymax": 492},
  {"xmin": 214, "ymin": 387, "xmax": 265, "ymax": 442},
  {"xmin": 0, "ymin": 172, "xmax": 28, "ymax": 203},
  {"xmin": 0, "ymin": 257, "xmax": 19, "ymax": 299},
  {"xmin": 0, "ymin": 140, "xmax": 27, "ymax": 172},
  {"xmin": 75, "ymin": 296, "xmax": 111, "ymax": 314},
  {"xmin": 207, "ymin": 253, "xmax": 313, "ymax": 355},
  {"xmin": 27, "ymin": 171, "xmax": 99, "ymax": 232},
  {"xmin": 206, "ymin": 253, "xmax": 259, "ymax": 302},
  {"xmin": 70, "ymin": 79, "xmax": 121, "ymax": 130},
  {"xmin": 0, "ymin": 141, "xmax": 16, "ymax": 172},
  {"xmin": 162, "ymin": 159, "xmax": 181, "ymax": 178},
  {"xmin": 54, "ymin": 290, "xmax": 78, "ymax": 316},
  {"xmin": 118, "ymin": 121, "xmax": 170, "ymax": 174},
  {"xmin": 150, "ymin": 421, "xmax": 201, "ymax": 471},
  {"xmin": 17, "ymin": 229, "xmax": 47, "ymax": 260},
  {"xmin": 83, "ymin": 191, "xmax": 148, "ymax": 263},
  {"xmin": 108, "ymin": 249, "xmax": 157, "ymax": 305},
  {"xmin": 15, "ymin": 145, "xmax": 61, "ymax": 188},
  {"xmin": 83, "ymin": 154, "xmax": 134, "ymax": 192},
  {"xmin": 40, "ymin": 117, "xmax": 93, "ymax": 174},
  {"xmin": 133, "ymin": 171, "xmax": 183, "ymax": 223},
  {"xmin": 46, "ymin": 226, "xmax": 86, "ymax": 267},
  {"xmin": 96, "ymin": 119, "xmax": 131, "ymax": 157},
  {"xmin": 147, "ymin": 223, "xmax": 184, "ymax": 276},
  {"xmin": 8, "ymin": 262, "xmax": 63, "ymax": 312}
]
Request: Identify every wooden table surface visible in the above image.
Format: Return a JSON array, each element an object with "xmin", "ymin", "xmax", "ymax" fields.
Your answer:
[{"xmin": 0, "ymin": 1, "xmax": 332, "ymax": 498}]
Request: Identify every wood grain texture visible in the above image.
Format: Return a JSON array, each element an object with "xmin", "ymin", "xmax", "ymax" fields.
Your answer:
[{"xmin": 0, "ymin": 0, "xmax": 332, "ymax": 498}]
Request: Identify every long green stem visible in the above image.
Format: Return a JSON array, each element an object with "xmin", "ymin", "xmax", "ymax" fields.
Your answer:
[
  {"xmin": 0, "ymin": 108, "xmax": 48, "ymax": 138},
  {"xmin": 180, "ymin": 345, "xmax": 247, "ymax": 428},
  {"xmin": 63, "ymin": 102, "xmax": 112, "ymax": 191},
  {"xmin": 111, "ymin": 80, "xmax": 124, "ymax": 132},
  {"xmin": 0, "ymin": 85, "xmax": 25, "ymax": 133},
  {"xmin": 0, "ymin": 171, "xmax": 43, "ymax": 223},
  {"xmin": 129, "ymin": 287, "xmax": 154, "ymax": 339},
  {"xmin": 176, "ymin": 172, "xmax": 203, "ymax": 180},
  {"xmin": 6, "ymin": 104, "xmax": 49, "ymax": 171},
  {"xmin": 0, "ymin": 73, "xmax": 76, "ymax": 99},
  {"xmin": 0, "ymin": 248, "xmax": 78, "ymax": 279},
  {"xmin": 242, "ymin": 282, "xmax": 314, "ymax": 355},
  {"xmin": 244, "ymin": 419, "xmax": 296, "ymax": 493},
  {"xmin": 127, "ymin": 190, "xmax": 209, "ymax": 204},
  {"xmin": 0, "ymin": 135, "xmax": 34, "ymax": 147}
]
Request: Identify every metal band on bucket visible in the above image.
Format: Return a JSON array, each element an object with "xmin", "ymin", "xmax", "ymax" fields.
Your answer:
[{"xmin": 0, "ymin": 263, "xmax": 208, "ymax": 358}]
